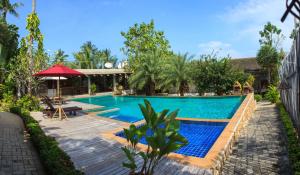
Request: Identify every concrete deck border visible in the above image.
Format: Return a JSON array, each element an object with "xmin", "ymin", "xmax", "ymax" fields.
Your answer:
[{"xmin": 101, "ymin": 93, "xmax": 256, "ymax": 175}]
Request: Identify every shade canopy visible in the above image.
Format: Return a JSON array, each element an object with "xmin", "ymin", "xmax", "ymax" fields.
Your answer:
[
  {"xmin": 33, "ymin": 64, "xmax": 84, "ymax": 77},
  {"xmin": 41, "ymin": 77, "xmax": 67, "ymax": 80}
]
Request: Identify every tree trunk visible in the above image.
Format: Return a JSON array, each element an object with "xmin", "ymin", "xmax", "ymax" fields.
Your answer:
[
  {"xmin": 179, "ymin": 84, "xmax": 184, "ymax": 96},
  {"xmin": 146, "ymin": 81, "xmax": 155, "ymax": 96},
  {"xmin": 32, "ymin": 0, "xmax": 36, "ymax": 13},
  {"xmin": 28, "ymin": 0, "xmax": 36, "ymax": 95},
  {"xmin": 2, "ymin": 12, "xmax": 7, "ymax": 22},
  {"xmin": 268, "ymin": 67, "xmax": 271, "ymax": 85}
]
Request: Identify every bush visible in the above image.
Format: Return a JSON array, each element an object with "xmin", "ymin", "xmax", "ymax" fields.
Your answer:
[
  {"xmin": 16, "ymin": 95, "xmax": 41, "ymax": 112},
  {"xmin": 10, "ymin": 107, "xmax": 82, "ymax": 175},
  {"xmin": 277, "ymin": 103, "xmax": 300, "ymax": 174},
  {"xmin": 254, "ymin": 94, "xmax": 262, "ymax": 102},
  {"xmin": 0, "ymin": 91, "xmax": 15, "ymax": 111},
  {"xmin": 246, "ymin": 74, "xmax": 255, "ymax": 87},
  {"xmin": 265, "ymin": 85, "xmax": 280, "ymax": 103}
]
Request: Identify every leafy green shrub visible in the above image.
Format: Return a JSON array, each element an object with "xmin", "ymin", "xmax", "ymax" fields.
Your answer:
[
  {"xmin": 122, "ymin": 100, "xmax": 188, "ymax": 175},
  {"xmin": 10, "ymin": 107, "xmax": 82, "ymax": 175},
  {"xmin": 91, "ymin": 83, "xmax": 97, "ymax": 95},
  {"xmin": 277, "ymin": 103, "xmax": 300, "ymax": 174},
  {"xmin": 0, "ymin": 91, "xmax": 15, "ymax": 111},
  {"xmin": 265, "ymin": 85, "xmax": 280, "ymax": 103},
  {"xmin": 254, "ymin": 94, "xmax": 262, "ymax": 102},
  {"xmin": 246, "ymin": 74, "xmax": 255, "ymax": 87},
  {"xmin": 16, "ymin": 95, "xmax": 41, "ymax": 112}
]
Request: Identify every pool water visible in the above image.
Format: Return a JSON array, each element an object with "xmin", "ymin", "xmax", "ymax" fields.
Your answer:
[
  {"xmin": 116, "ymin": 121, "xmax": 228, "ymax": 158},
  {"xmin": 72, "ymin": 95, "xmax": 244, "ymax": 122}
]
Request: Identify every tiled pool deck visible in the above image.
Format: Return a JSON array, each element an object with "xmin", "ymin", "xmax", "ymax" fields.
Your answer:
[
  {"xmin": 31, "ymin": 105, "xmax": 211, "ymax": 174},
  {"xmin": 31, "ymin": 93, "xmax": 257, "ymax": 175}
]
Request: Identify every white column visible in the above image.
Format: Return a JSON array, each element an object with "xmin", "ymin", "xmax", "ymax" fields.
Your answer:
[
  {"xmin": 88, "ymin": 76, "xmax": 91, "ymax": 95},
  {"xmin": 113, "ymin": 74, "xmax": 116, "ymax": 91}
]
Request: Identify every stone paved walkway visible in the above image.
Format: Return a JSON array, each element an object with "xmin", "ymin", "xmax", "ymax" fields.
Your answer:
[
  {"xmin": 0, "ymin": 112, "xmax": 44, "ymax": 175},
  {"xmin": 221, "ymin": 102, "xmax": 291, "ymax": 175}
]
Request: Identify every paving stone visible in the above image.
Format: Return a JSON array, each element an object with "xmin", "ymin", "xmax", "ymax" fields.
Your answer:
[
  {"xmin": 221, "ymin": 102, "xmax": 292, "ymax": 175},
  {"xmin": 0, "ymin": 112, "xmax": 45, "ymax": 175}
]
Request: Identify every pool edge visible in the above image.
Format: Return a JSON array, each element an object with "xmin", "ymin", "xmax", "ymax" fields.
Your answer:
[{"xmin": 101, "ymin": 93, "xmax": 256, "ymax": 174}]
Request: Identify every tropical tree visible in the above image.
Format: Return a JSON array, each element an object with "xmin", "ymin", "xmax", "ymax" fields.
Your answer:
[
  {"xmin": 191, "ymin": 54, "xmax": 247, "ymax": 95},
  {"xmin": 101, "ymin": 48, "xmax": 117, "ymax": 68},
  {"xmin": 0, "ymin": 18, "xmax": 18, "ymax": 74},
  {"xmin": 160, "ymin": 53, "xmax": 193, "ymax": 96},
  {"xmin": 257, "ymin": 22, "xmax": 283, "ymax": 86},
  {"xmin": 290, "ymin": 22, "xmax": 300, "ymax": 40},
  {"xmin": 121, "ymin": 20, "xmax": 171, "ymax": 71},
  {"xmin": 7, "ymin": 8, "xmax": 48, "ymax": 96},
  {"xmin": 128, "ymin": 51, "xmax": 165, "ymax": 96},
  {"xmin": 73, "ymin": 41, "xmax": 102, "ymax": 69},
  {"xmin": 52, "ymin": 49, "xmax": 68, "ymax": 64},
  {"xmin": 259, "ymin": 22, "xmax": 284, "ymax": 49},
  {"xmin": 0, "ymin": 0, "xmax": 23, "ymax": 21},
  {"xmin": 256, "ymin": 45, "xmax": 279, "ymax": 85}
]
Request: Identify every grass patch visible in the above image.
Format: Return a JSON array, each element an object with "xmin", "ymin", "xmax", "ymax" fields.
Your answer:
[
  {"xmin": 277, "ymin": 103, "xmax": 300, "ymax": 174},
  {"xmin": 10, "ymin": 107, "xmax": 82, "ymax": 175}
]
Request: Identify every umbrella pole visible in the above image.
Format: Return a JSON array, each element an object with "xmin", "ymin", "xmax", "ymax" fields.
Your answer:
[{"xmin": 58, "ymin": 76, "xmax": 67, "ymax": 120}]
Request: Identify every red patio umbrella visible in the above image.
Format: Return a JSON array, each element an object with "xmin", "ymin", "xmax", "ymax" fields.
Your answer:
[{"xmin": 33, "ymin": 64, "xmax": 84, "ymax": 119}]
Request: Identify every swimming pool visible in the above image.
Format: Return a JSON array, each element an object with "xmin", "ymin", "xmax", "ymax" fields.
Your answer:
[
  {"xmin": 116, "ymin": 121, "xmax": 228, "ymax": 158},
  {"xmin": 73, "ymin": 95, "xmax": 244, "ymax": 122}
]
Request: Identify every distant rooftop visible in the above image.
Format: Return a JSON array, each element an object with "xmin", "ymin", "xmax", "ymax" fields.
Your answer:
[
  {"xmin": 231, "ymin": 57, "xmax": 261, "ymax": 71},
  {"xmin": 75, "ymin": 69, "xmax": 130, "ymax": 75}
]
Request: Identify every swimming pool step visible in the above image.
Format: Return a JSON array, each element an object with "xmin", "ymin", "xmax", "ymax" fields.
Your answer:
[
  {"xmin": 97, "ymin": 110, "xmax": 141, "ymax": 123},
  {"xmin": 83, "ymin": 107, "xmax": 115, "ymax": 113},
  {"xmin": 96, "ymin": 108, "xmax": 120, "ymax": 115}
]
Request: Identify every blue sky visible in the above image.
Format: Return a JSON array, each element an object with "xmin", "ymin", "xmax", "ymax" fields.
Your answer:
[{"xmin": 7, "ymin": 0, "xmax": 294, "ymax": 61}]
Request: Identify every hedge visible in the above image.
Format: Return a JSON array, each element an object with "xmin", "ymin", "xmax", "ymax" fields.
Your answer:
[
  {"xmin": 277, "ymin": 103, "xmax": 300, "ymax": 175},
  {"xmin": 10, "ymin": 107, "xmax": 83, "ymax": 175}
]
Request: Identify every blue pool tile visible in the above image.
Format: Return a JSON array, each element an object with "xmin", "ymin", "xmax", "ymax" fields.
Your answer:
[{"xmin": 116, "ymin": 121, "xmax": 227, "ymax": 158}]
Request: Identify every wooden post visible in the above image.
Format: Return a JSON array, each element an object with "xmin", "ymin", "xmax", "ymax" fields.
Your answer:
[{"xmin": 88, "ymin": 76, "xmax": 91, "ymax": 95}]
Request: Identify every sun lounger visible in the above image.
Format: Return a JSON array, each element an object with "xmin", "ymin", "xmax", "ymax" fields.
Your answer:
[
  {"xmin": 41, "ymin": 95, "xmax": 65, "ymax": 104},
  {"xmin": 42, "ymin": 96, "xmax": 82, "ymax": 118}
]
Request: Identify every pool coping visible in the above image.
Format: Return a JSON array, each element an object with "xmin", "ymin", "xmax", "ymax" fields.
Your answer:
[{"xmin": 101, "ymin": 93, "xmax": 256, "ymax": 174}]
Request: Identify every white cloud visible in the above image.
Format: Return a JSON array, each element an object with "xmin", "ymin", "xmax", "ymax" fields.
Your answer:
[
  {"xmin": 198, "ymin": 41, "xmax": 241, "ymax": 58},
  {"xmin": 221, "ymin": 0, "xmax": 294, "ymax": 52}
]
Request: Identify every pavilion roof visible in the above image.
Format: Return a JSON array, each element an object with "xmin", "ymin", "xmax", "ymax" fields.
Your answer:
[{"xmin": 75, "ymin": 69, "xmax": 130, "ymax": 75}]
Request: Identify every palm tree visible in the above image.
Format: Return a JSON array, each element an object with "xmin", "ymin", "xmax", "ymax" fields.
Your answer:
[
  {"xmin": 0, "ymin": 0, "xmax": 23, "ymax": 22},
  {"xmin": 52, "ymin": 49, "xmax": 68, "ymax": 64},
  {"xmin": 161, "ymin": 53, "xmax": 193, "ymax": 96},
  {"xmin": 101, "ymin": 48, "xmax": 117, "ymax": 68},
  {"xmin": 73, "ymin": 41, "xmax": 102, "ymax": 69},
  {"xmin": 129, "ymin": 51, "xmax": 164, "ymax": 96}
]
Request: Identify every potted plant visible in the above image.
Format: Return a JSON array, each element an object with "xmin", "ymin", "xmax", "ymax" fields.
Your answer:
[{"xmin": 121, "ymin": 100, "xmax": 188, "ymax": 175}]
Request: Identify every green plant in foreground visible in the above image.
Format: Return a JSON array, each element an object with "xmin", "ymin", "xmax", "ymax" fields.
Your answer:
[
  {"xmin": 122, "ymin": 100, "xmax": 188, "ymax": 175},
  {"xmin": 265, "ymin": 85, "xmax": 280, "ymax": 103}
]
